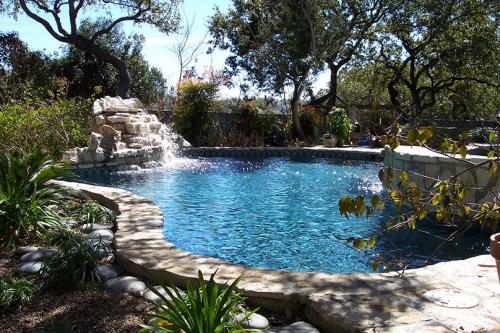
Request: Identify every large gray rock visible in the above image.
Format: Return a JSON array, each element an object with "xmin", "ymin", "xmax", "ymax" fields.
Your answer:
[
  {"xmin": 142, "ymin": 285, "xmax": 177, "ymax": 305},
  {"xmin": 93, "ymin": 264, "xmax": 123, "ymax": 281},
  {"xmin": 20, "ymin": 248, "xmax": 57, "ymax": 262},
  {"xmin": 104, "ymin": 276, "xmax": 146, "ymax": 296},
  {"xmin": 88, "ymin": 229, "xmax": 114, "ymax": 241},
  {"xmin": 269, "ymin": 322, "xmax": 320, "ymax": 333},
  {"xmin": 234, "ymin": 313, "xmax": 269, "ymax": 329},
  {"xmin": 17, "ymin": 261, "xmax": 43, "ymax": 274},
  {"xmin": 16, "ymin": 246, "xmax": 39, "ymax": 255},
  {"xmin": 80, "ymin": 223, "xmax": 113, "ymax": 233},
  {"xmin": 88, "ymin": 132, "xmax": 103, "ymax": 151}
]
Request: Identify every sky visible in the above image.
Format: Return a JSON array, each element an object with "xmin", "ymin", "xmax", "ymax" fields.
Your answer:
[{"xmin": 0, "ymin": 0, "xmax": 329, "ymax": 98}]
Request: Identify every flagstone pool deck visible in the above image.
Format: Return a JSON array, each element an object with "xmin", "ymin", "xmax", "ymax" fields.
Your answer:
[{"xmin": 58, "ymin": 180, "xmax": 500, "ymax": 333}]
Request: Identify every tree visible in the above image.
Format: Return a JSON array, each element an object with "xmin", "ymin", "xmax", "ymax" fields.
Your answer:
[
  {"xmin": 168, "ymin": 13, "xmax": 208, "ymax": 83},
  {"xmin": 0, "ymin": 32, "xmax": 60, "ymax": 103},
  {"xmin": 56, "ymin": 20, "xmax": 167, "ymax": 105},
  {"xmin": 209, "ymin": 0, "xmax": 323, "ymax": 139},
  {"xmin": 316, "ymin": 0, "xmax": 389, "ymax": 107},
  {"xmin": 377, "ymin": 0, "xmax": 499, "ymax": 122},
  {"xmin": 6, "ymin": 0, "xmax": 181, "ymax": 98}
]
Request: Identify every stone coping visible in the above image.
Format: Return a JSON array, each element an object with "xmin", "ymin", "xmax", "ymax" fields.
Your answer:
[{"xmin": 55, "ymin": 180, "xmax": 500, "ymax": 333}]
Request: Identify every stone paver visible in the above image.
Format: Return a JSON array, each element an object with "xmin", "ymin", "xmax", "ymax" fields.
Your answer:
[
  {"xmin": 269, "ymin": 321, "xmax": 320, "ymax": 333},
  {"xmin": 56, "ymin": 181, "xmax": 500, "ymax": 333}
]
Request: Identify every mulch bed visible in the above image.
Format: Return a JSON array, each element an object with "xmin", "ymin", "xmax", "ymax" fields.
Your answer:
[{"xmin": 0, "ymin": 250, "xmax": 152, "ymax": 333}]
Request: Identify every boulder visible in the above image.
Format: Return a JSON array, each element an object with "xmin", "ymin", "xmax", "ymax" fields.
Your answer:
[
  {"xmin": 93, "ymin": 264, "xmax": 123, "ymax": 281},
  {"xmin": 104, "ymin": 276, "xmax": 146, "ymax": 296},
  {"xmin": 268, "ymin": 322, "xmax": 320, "ymax": 333},
  {"xmin": 107, "ymin": 115, "xmax": 132, "ymax": 124},
  {"xmin": 88, "ymin": 229, "xmax": 114, "ymax": 241},
  {"xmin": 80, "ymin": 223, "xmax": 113, "ymax": 233},
  {"xmin": 234, "ymin": 313, "xmax": 270, "ymax": 329},
  {"xmin": 20, "ymin": 248, "xmax": 57, "ymax": 262},
  {"xmin": 17, "ymin": 261, "xmax": 43, "ymax": 274},
  {"xmin": 95, "ymin": 114, "xmax": 106, "ymax": 125},
  {"xmin": 142, "ymin": 286, "xmax": 177, "ymax": 305},
  {"xmin": 16, "ymin": 246, "xmax": 39, "ymax": 255},
  {"xmin": 88, "ymin": 132, "xmax": 102, "ymax": 151}
]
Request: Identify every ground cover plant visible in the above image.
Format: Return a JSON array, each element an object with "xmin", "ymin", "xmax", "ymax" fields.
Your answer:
[{"xmin": 0, "ymin": 276, "xmax": 38, "ymax": 314}]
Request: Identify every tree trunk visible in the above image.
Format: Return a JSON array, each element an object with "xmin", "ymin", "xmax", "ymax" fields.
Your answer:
[
  {"xmin": 327, "ymin": 62, "xmax": 340, "ymax": 107},
  {"xmin": 74, "ymin": 38, "xmax": 132, "ymax": 98},
  {"xmin": 291, "ymin": 84, "xmax": 305, "ymax": 139}
]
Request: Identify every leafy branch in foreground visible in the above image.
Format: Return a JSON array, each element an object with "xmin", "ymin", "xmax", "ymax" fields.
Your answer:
[{"xmin": 340, "ymin": 124, "xmax": 500, "ymax": 270}]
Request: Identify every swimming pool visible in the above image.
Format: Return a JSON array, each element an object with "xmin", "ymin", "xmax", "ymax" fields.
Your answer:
[{"xmin": 77, "ymin": 156, "xmax": 488, "ymax": 273}]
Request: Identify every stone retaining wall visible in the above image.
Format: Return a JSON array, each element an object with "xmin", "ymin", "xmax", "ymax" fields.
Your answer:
[{"xmin": 383, "ymin": 146, "xmax": 498, "ymax": 203}]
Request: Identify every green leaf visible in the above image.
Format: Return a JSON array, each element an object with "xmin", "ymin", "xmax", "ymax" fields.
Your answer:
[
  {"xmin": 367, "ymin": 235, "xmax": 376, "ymax": 249},
  {"xmin": 489, "ymin": 131, "xmax": 495, "ymax": 143},
  {"xmin": 459, "ymin": 145, "xmax": 467, "ymax": 159},
  {"xmin": 352, "ymin": 238, "xmax": 366, "ymax": 250},
  {"xmin": 371, "ymin": 261, "xmax": 380, "ymax": 271},
  {"xmin": 370, "ymin": 195, "xmax": 380, "ymax": 207},
  {"xmin": 399, "ymin": 170, "xmax": 408, "ymax": 182}
]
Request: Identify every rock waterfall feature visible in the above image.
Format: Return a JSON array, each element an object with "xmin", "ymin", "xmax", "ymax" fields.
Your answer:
[{"xmin": 63, "ymin": 96, "xmax": 190, "ymax": 168}]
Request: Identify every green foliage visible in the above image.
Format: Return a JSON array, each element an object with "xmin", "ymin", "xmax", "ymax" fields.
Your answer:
[
  {"xmin": 57, "ymin": 21, "xmax": 167, "ymax": 105},
  {"xmin": 66, "ymin": 199, "xmax": 116, "ymax": 226},
  {"xmin": 327, "ymin": 108, "xmax": 352, "ymax": 147},
  {"xmin": 140, "ymin": 271, "xmax": 250, "ymax": 333},
  {"xmin": 298, "ymin": 106, "xmax": 321, "ymax": 141},
  {"xmin": 38, "ymin": 230, "xmax": 106, "ymax": 291},
  {"xmin": 0, "ymin": 151, "xmax": 69, "ymax": 249},
  {"xmin": 173, "ymin": 78, "xmax": 219, "ymax": 146},
  {"xmin": 231, "ymin": 100, "xmax": 282, "ymax": 146},
  {"xmin": 0, "ymin": 277, "xmax": 38, "ymax": 314},
  {"xmin": 0, "ymin": 98, "xmax": 91, "ymax": 158}
]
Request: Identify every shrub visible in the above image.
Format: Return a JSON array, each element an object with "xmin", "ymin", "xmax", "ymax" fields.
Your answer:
[
  {"xmin": 173, "ymin": 78, "xmax": 219, "ymax": 146},
  {"xmin": 327, "ymin": 107, "xmax": 352, "ymax": 147},
  {"xmin": 300, "ymin": 106, "xmax": 322, "ymax": 141},
  {"xmin": 38, "ymin": 230, "xmax": 106, "ymax": 291},
  {"xmin": 0, "ymin": 98, "xmax": 91, "ymax": 158},
  {"xmin": 66, "ymin": 199, "xmax": 116, "ymax": 226},
  {"xmin": 140, "ymin": 271, "xmax": 250, "ymax": 333},
  {"xmin": 0, "ymin": 277, "xmax": 38, "ymax": 314},
  {"xmin": 0, "ymin": 151, "xmax": 69, "ymax": 249},
  {"xmin": 232, "ymin": 100, "xmax": 281, "ymax": 146}
]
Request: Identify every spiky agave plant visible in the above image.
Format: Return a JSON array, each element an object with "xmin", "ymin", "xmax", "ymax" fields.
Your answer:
[
  {"xmin": 0, "ymin": 150, "xmax": 70, "ymax": 249},
  {"xmin": 140, "ymin": 271, "xmax": 253, "ymax": 333}
]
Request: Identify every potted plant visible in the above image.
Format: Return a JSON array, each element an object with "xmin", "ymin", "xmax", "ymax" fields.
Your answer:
[
  {"xmin": 491, "ymin": 233, "xmax": 500, "ymax": 284},
  {"xmin": 323, "ymin": 133, "xmax": 337, "ymax": 148},
  {"xmin": 327, "ymin": 107, "xmax": 352, "ymax": 147}
]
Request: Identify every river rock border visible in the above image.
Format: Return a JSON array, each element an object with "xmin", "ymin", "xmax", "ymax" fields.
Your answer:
[{"xmin": 55, "ymin": 180, "xmax": 500, "ymax": 333}]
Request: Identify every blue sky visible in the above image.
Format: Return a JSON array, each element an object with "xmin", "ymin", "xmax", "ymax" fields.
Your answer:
[{"xmin": 0, "ymin": 0, "xmax": 328, "ymax": 98}]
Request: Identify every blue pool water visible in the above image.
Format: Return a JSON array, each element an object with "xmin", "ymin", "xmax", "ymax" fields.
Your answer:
[{"xmin": 77, "ymin": 157, "xmax": 488, "ymax": 273}]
